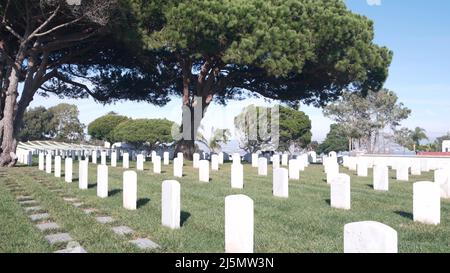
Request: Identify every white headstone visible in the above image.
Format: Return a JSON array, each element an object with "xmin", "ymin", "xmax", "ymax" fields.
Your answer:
[
  {"xmin": 348, "ymin": 157, "xmax": 357, "ymax": 171},
  {"xmin": 297, "ymin": 156, "xmax": 305, "ymax": 171},
  {"xmin": 344, "ymin": 221, "xmax": 397, "ymax": 253},
  {"xmin": 54, "ymin": 156, "xmax": 61, "ymax": 177},
  {"xmin": 111, "ymin": 151, "xmax": 117, "ymax": 167},
  {"xmin": 122, "ymin": 152, "xmax": 129, "ymax": 169},
  {"xmin": 161, "ymin": 180, "xmax": 180, "ymax": 229},
  {"xmin": 258, "ymin": 158, "xmax": 268, "ymax": 176},
  {"xmin": 410, "ymin": 159, "xmax": 421, "ymax": 176},
  {"xmin": 65, "ymin": 158, "xmax": 73, "ymax": 183},
  {"xmin": 272, "ymin": 154, "xmax": 280, "ymax": 170},
  {"xmin": 288, "ymin": 159, "xmax": 299, "ymax": 180},
  {"xmin": 163, "ymin": 152, "xmax": 170, "ymax": 165},
  {"xmin": 153, "ymin": 155, "xmax": 161, "ymax": 173},
  {"xmin": 330, "ymin": 174, "xmax": 351, "ymax": 210},
  {"xmin": 434, "ymin": 168, "xmax": 447, "ymax": 184},
  {"xmin": 97, "ymin": 165, "xmax": 108, "ymax": 198},
  {"xmin": 396, "ymin": 164, "xmax": 409, "ymax": 181},
  {"xmin": 420, "ymin": 158, "xmax": 429, "ymax": 172},
  {"xmin": 281, "ymin": 154, "xmax": 288, "ymax": 166},
  {"xmin": 273, "ymin": 168, "xmax": 289, "ymax": 198},
  {"xmin": 225, "ymin": 194, "xmax": 253, "ymax": 253},
  {"xmin": 78, "ymin": 160, "xmax": 88, "ymax": 190},
  {"xmin": 177, "ymin": 152, "xmax": 184, "ymax": 163},
  {"xmin": 231, "ymin": 163, "xmax": 244, "ymax": 189},
  {"xmin": 92, "ymin": 151, "xmax": 97, "ymax": 164},
  {"xmin": 26, "ymin": 151, "xmax": 32, "ymax": 166},
  {"xmin": 39, "ymin": 153, "xmax": 45, "ymax": 170},
  {"xmin": 136, "ymin": 154, "xmax": 144, "ymax": 171},
  {"xmin": 173, "ymin": 157, "xmax": 183, "ymax": 178},
  {"xmin": 211, "ymin": 154, "xmax": 219, "ymax": 171},
  {"xmin": 413, "ymin": 181, "xmax": 440, "ymax": 225},
  {"xmin": 357, "ymin": 161, "xmax": 368, "ymax": 177},
  {"xmin": 101, "ymin": 151, "xmax": 107, "ymax": 165},
  {"xmin": 232, "ymin": 153, "xmax": 241, "ymax": 165},
  {"xmin": 326, "ymin": 162, "xmax": 339, "ymax": 184},
  {"xmin": 218, "ymin": 152, "xmax": 224, "ymax": 165},
  {"xmin": 308, "ymin": 151, "xmax": 317, "ymax": 163},
  {"xmin": 45, "ymin": 154, "xmax": 52, "ymax": 174},
  {"xmin": 123, "ymin": 170, "xmax": 137, "ymax": 210},
  {"xmin": 251, "ymin": 153, "xmax": 258, "ymax": 168},
  {"xmin": 193, "ymin": 153, "xmax": 200, "ymax": 168},
  {"xmin": 440, "ymin": 171, "xmax": 450, "ymax": 199},
  {"xmin": 373, "ymin": 164, "xmax": 389, "ymax": 191},
  {"xmin": 151, "ymin": 151, "xmax": 157, "ymax": 163},
  {"xmin": 199, "ymin": 160, "xmax": 210, "ymax": 182}
]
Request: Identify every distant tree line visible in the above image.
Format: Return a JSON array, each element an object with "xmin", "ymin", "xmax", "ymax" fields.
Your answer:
[
  {"xmin": 88, "ymin": 112, "xmax": 175, "ymax": 150},
  {"xmin": 18, "ymin": 103, "xmax": 85, "ymax": 142}
]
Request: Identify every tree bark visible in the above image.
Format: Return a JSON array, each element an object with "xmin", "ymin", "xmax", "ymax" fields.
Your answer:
[
  {"xmin": 0, "ymin": 59, "xmax": 21, "ymax": 166},
  {"xmin": 174, "ymin": 57, "xmax": 219, "ymax": 160}
]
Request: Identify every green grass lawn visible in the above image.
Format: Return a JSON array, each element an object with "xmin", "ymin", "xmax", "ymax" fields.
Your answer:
[{"xmin": 1, "ymin": 157, "xmax": 449, "ymax": 253}]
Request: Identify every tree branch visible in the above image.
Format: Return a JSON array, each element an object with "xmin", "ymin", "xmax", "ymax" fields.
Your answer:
[
  {"xmin": 53, "ymin": 72, "xmax": 103, "ymax": 101},
  {"xmin": 28, "ymin": 5, "xmax": 61, "ymax": 39},
  {"xmin": 32, "ymin": 17, "xmax": 84, "ymax": 38}
]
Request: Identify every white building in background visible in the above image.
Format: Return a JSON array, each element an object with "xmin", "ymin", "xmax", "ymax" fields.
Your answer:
[{"xmin": 442, "ymin": 140, "xmax": 450, "ymax": 152}]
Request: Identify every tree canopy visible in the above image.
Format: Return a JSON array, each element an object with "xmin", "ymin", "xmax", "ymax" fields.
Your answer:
[
  {"xmin": 324, "ymin": 89, "xmax": 410, "ymax": 153},
  {"xmin": 17, "ymin": 107, "xmax": 54, "ymax": 141},
  {"xmin": 88, "ymin": 113, "xmax": 129, "ymax": 143},
  {"xmin": 17, "ymin": 103, "xmax": 84, "ymax": 142},
  {"xmin": 112, "ymin": 118, "xmax": 175, "ymax": 149},
  {"xmin": 234, "ymin": 104, "xmax": 311, "ymax": 153},
  {"xmin": 317, "ymin": 124, "xmax": 348, "ymax": 154},
  {"xmin": 0, "ymin": 0, "xmax": 393, "ymax": 165},
  {"xmin": 47, "ymin": 103, "xmax": 85, "ymax": 142},
  {"xmin": 113, "ymin": 0, "xmax": 392, "ymax": 158}
]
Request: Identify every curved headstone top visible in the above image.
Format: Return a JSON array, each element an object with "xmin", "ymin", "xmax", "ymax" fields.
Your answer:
[{"xmin": 344, "ymin": 221, "xmax": 397, "ymax": 253}]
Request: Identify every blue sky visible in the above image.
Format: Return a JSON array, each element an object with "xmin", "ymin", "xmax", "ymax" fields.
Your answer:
[{"xmin": 28, "ymin": 0, "xmax": 450, "ymax": 142}]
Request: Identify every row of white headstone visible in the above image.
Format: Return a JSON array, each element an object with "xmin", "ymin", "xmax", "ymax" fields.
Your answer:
[
  {"xmin": 325, "ymin": 154, "xmax": 444, "ymax": 225},
  {"xmin": 38, "ymin": 153, "xmax": 257, "ymax": 252},
  {"xmin": 39, "ymin": 149, "xmax": 406, "ymax": 253},
  {"xmin": 39, "ymin": 152, "xmax": 183, "ymax": 229}
]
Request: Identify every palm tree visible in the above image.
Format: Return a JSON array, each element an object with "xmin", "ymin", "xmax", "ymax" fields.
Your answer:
[{"xmin": 411, "ymin": 127, "xmax": 428, "ymax": 151}]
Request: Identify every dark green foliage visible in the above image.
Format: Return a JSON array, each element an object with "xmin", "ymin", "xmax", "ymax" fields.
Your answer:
[
  {"xmin": 90, "ymin": 0, "xmax": 393, "ymax": 106},
  {"xmin": 17, "ymin": 104, "xmax": 84, "ymax": 142},
  {"xmin": 17, "ymin": 107, "xmax": 54, "ymax": 141},
  {"xmin": 47, "ymin": 103, "xmax": 85, "ymax": 142},
  {"xmin": 235, "ymin": 104, "xmax": 311, "ymax": 152},
  {"xmin": 112, "ymin": 118, "xmax": 175, "ymax": 149},
  {"xmin": 88, "ymin": 113, "xmax": 129, "ymax": 142},
  {"xmin": 317, "ymin": 124, "xmax": 348, "ymax": 154},
  {"xmin": 278, "ymin": 106, "xmax": 312, "ymax": 151}
]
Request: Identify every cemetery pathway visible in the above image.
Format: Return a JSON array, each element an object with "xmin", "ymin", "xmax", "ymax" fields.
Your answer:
[{"xmin": 2, "ymin": 168, "xmax": 160, "ymax": 253}]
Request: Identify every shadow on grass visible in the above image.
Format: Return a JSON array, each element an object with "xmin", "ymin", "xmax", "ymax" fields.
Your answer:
[
  {"xmin": 137, "ymin": 198, "xmax": 150, "ymax": 208},
  {"xmin": 394, "ymin": 210, "xmax": 413, "ymax": 220},
  {"xmin": 325, "ymin": 199, "xmax": 330, "ymax": 205},
  {"xmin": 181, "ymin": 211, "xmax": 191, "ymax": 227},
  {"xmin": 88, "ymin": 183, "xmax": 97, "ymax": 189},
  {"xmin": 367, "ymin": 184, "xmax": 374, "ymax": 189},
  {"xmin": 108, "ymin": 189, "xmax": 122, "ymax": 196}
]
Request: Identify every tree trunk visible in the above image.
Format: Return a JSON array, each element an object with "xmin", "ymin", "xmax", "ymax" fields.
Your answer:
[
  {"xmin": 0, "ymin": 66, "xmax": 20, "ymax": 167},
  {"xmin": 174, "ymin": 98, "xmax": 206, "ymax": 161}
]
